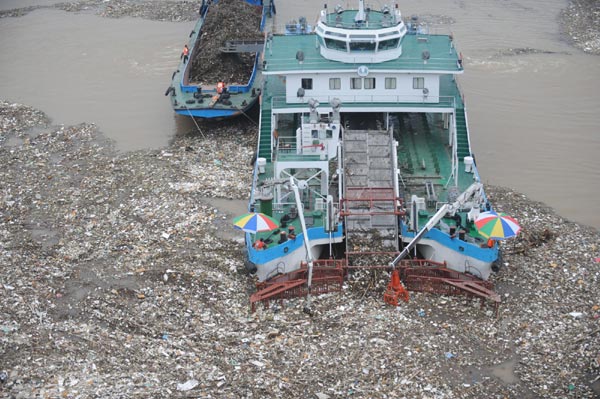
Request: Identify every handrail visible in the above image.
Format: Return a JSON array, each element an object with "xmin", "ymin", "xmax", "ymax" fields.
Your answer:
[
  {"xmin": 271, "ymin": 94, "xmax": 455, "ymax": 108},
  {"xmin": 264, "ymin": 55, "xmax": 461, "ymax": 71}
]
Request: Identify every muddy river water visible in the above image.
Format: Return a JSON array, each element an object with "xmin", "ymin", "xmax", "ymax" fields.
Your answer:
[{"xmin": 1, "ymin": 0, "xmax": 599, "ymax": 229}]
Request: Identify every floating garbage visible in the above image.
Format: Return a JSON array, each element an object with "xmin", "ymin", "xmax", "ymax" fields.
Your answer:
[
  {"xmin": 177, "ymin": 379, "xmax": 199, "ymax": 392},
  {"xmin": 1, "ymin": 91, "xmax": 599, "ymax": 398}
]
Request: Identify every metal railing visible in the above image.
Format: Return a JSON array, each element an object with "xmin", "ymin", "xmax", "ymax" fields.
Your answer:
[
  {"xmin": 264, "ymin": 54, "xmax": 460, "ymax": 71},
  {"xmin": 274, "ymin": 139, "xmax": 330, "ymax": 162},
  {"xmin": 271, "ymin": 94, "xmax": 455, "ymax": 109}
]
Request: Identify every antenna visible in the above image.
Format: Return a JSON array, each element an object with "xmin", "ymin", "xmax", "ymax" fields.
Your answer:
[
  {"xmin": 308, "ymin": 98, "xmax": 319, "ymax": 123},
  {"xmin": 355, "ymin": 0, "xmax": 366, "ymax": 22},
  {"xmin": 422, "ymin": 50, "xmax": 430, "ymax": 64}
]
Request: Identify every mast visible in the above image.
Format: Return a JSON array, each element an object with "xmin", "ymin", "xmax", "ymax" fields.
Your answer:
[{"xmin": 355, "ymin": 0, "xmax": 366, "ymax": 23}]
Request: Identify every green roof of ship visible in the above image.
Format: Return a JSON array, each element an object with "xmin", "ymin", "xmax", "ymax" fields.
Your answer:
[{"xmin": 263, "ymin": 34, "xmax": 463, "ymax": 74}]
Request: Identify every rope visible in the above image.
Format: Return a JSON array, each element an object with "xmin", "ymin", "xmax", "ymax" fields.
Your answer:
[
  {"xmin": 235, "ymin": 104, "xmax": 258, "ymax": 126},
  {"xmin": 183, "ymin": 104, "xmax": 206, "ymax": 139}
]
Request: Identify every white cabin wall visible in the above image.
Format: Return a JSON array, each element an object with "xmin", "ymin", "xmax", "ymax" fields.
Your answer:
[{"xmin": 285, "ymin": 73, "xmax": 440, "ymax": 104}]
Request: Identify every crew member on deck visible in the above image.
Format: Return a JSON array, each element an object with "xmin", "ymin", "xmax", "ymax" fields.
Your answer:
[
  {"xmin": 481, "ymin": 238, "xmax": 495, "ymax": 248},
  {"xmin": 182, "ymin": 45, "xmax": 189, "ymax": 63},
  {"xmin": 288, "ymin": 226, "xmax": 296, "ymax": 240},
  {"xmin": 216, "ymin": 81, "xmax": 226, "ymax": 94},
  {"xmin": 253, "ymin": 238, "xmax": 266, "ymax": 250},
  {"xmin": 278, "ymin": 231, "xmax": 287, "ymax": 244}
]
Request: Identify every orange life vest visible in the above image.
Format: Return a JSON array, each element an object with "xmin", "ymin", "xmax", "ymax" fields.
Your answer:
[
  {"xmin": 217, "ymin": 82, "xmax": 225, "ymax": 94},
  {"xmin": 183, "ymin": 46, "xmax": 189, "ymax": 56}
]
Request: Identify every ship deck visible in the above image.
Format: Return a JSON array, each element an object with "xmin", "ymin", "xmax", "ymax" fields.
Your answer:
[
  {"xmin": 263, "ymin": 33, "xmax": 463, "ymax": 73},
  {"xmin": 253, "ymin": 30, "xmax": 488, "ymax": 250}
]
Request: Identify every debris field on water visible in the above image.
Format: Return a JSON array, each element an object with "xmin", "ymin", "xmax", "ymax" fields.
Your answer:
[
  {"xmin": 1, "ymin": 99, "xmax": 599, "ymax": 398},
  {"xmin": 1, "ymin": 0, "xmax": 600, "ymax": 397}
]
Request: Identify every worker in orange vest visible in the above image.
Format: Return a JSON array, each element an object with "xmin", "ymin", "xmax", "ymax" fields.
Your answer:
[
  {"xmin": 182, "ymin": 44, "xmax": 189, "ymax": 63},
  {"xmin": 253, "ymin": 238, "xmax": 266, "ymax": 250},
  {"xmin": 216, "ymin": 81, "xmax": 225, "ymax": 94}
]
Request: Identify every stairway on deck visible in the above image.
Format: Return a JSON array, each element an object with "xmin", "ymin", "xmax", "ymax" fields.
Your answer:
[
  {"xmin": 258, "ymin": 104, "xmax": 272, "ymax": 160},
  {"xmin": 455, "ymin": 108, "xmax": 470, "ymax": 159},
  {"xmin": 343, "ymin": 129, "xmax": 398, "ymax": 234}
]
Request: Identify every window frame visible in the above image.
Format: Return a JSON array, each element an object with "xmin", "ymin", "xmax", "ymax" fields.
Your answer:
[
  {"xmin": 413, "ymin": 77, "xmax": 425, "ymax": 89},
  {"xmin": 329, "ymin": 77, "xmax": 341, "ymax": 90},
  {"xmin": 364, "ymin": 77, "xmax": 376, "ymax": 90},
  {"xmin": 350, "ymin": 77, "xmax": 362, "ymax": 90},
  {"xmin": 301, "ymin": 78, "xmax": 313, "ymax": 90},
  {"xmin": 385, "ymin": 77, "xmax": 397, "ymax": 89}
]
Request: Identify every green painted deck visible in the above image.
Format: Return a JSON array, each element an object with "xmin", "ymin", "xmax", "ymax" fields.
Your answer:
[
  {"xmin": 263, "ymin": 34, "xmax": 462, "ymax": 73},
  {"xmin": 394, "ymin": 112, "xmax": 485, "ymax": 241}
]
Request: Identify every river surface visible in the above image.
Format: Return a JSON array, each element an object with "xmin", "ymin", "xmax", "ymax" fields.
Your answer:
[{"xmin": 1, "ymin": 0, "xmax": 599, "ymax": 229}]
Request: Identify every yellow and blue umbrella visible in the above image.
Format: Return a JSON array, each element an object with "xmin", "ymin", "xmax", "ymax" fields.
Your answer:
[
  {"xmin": 232, "ymin": 212, "xmax": 279, "ymax": 234},
  {"xmin": 475, "ymin": 211, "xmax": 521, "ymax": 240}
]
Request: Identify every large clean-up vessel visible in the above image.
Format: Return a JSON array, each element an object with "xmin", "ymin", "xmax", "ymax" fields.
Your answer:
[
  {"xmin": 166, "ymin": 0, "xmax": 273, "ymax": 119},
  {"xmin": 244, "ymin": 0, "xmax": 505, "ymax": 310}
]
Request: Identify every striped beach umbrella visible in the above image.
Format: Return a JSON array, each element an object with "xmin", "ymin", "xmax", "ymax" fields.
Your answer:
[
  {"xmin": 232, "ymin": 212, "xmax": 279, "ymax": 234},
  {"xmin": 475, "ymin": 211, "xmax": 521, "ymax": 240}
]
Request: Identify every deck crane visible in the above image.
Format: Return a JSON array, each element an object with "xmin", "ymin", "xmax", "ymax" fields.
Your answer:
[
  {"xmin": 383, "ymin": 182, "xmax": 485, "ymax": 305},
  {"xmin": 390, "ymin": 182, "xmax": 485, "ymax": 268}
]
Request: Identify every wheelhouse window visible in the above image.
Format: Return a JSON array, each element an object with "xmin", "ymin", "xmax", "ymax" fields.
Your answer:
[
  {"xmin": 364, "ymin": 77, "xmax": 376, "ymax": 90},
  {"xmin": 413, "ymin": 77, "xmax": 425, "ymax": 89},
  {"xmin": 378, "ymin": 38, "xmax": 399, "ymax": 50},
  {"xmin": 349, "ymin": 41, "xmax": 376, "ymax": 52},
  {"xmin": 325, "ymin": 38, "xmax": 347, "ymax": 51},
  {"xmin": 385, "ymin": 77, "xmax": 396, "ymax": 89},
  {"xmin": 329, "ymin": 78, "xmax": 341, "ymax": 90},
  {"xmin": 302, "ymin": 78, "xmax": 313, "ymax": 90},
  {"xmin": 350, "ymin": 77, "xmax": 362, "ymax": 89}
]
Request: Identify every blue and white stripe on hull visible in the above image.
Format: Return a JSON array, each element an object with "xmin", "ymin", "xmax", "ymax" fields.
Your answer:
[
  {"xmin": 248, "ymin": 224, "xmax": 344, "ymax": 282},
  {"xmin": 175, "ymin": 109, "xmax": 242, "ymax": 119},
  {"xmin": 401, "ymin": 225, "xmax": 499, "ymax": 280}
]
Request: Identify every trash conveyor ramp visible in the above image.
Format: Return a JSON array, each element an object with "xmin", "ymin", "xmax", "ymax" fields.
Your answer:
[{"xmin": 341, "ymin": 128, "xmax": 401, "ymax": 241}]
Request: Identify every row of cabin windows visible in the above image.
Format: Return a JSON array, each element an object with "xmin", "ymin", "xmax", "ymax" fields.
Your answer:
[
  {"xmin": 323, "ymin": 37, "xmax": 400, "ymax": 52},
  {"xmin": 302, "ymin": 77, "xmax": 425, "ymax": 91}
]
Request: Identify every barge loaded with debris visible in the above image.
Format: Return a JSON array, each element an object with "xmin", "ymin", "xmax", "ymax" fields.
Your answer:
[
  {"xmin": 242, "ymin": 0, "xmax": 516, "ymax": 311},
  {"xmin": 166, "ymin": 0, "xmax": 274, "ymax": 119}
]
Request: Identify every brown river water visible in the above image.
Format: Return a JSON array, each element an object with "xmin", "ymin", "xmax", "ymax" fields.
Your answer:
[{"xmin": 1, "ymin": 0, "xmax": 599, "ymax": 229}]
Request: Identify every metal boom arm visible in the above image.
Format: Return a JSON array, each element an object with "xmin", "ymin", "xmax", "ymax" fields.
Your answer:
[
  {"xmin": 389, "ymin": 182, "xmax": 483, "ymax": 268},
  {"xmin": 290, "ymin": 177, "xmax": 315, "ymax": 313}
]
